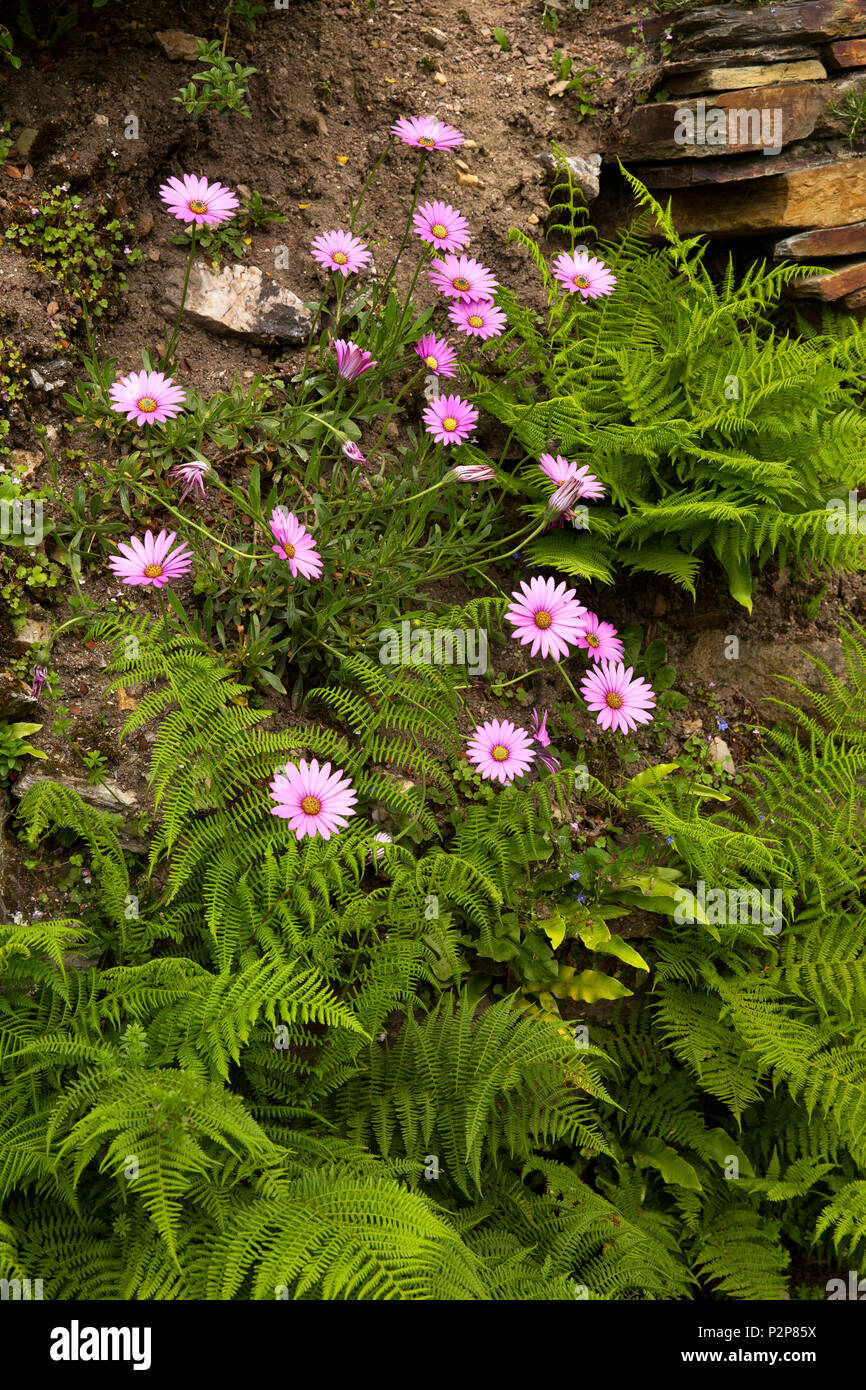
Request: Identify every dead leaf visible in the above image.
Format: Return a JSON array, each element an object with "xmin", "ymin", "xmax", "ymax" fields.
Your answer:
[
  {"xmin": 116, "ymin": 687, "xmax": 137, "ymax": 711},
  {"xmin": 5, "ymin": 166, "xmax": 22, "ymax": 179},
  {"xmin": 23, "ymin": 164, "xmax": 33, "ymax": 179},
  {"xmin": 457, "ymin": 172, "xmax": 482, "ymax": 186},
  {"xmin": 46, "ymin": 300, "xmax": 59, "ymax": 316}
]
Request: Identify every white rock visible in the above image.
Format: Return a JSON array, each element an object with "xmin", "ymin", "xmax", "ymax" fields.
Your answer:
[
  {"xmin": 709, "ymin": 737, "xmax": 736, "ymax": 775},
  {"xmin": 12, "ymin": 618, "xmax": 49, "ymax": 654},
  {"xmin": 12, "ymin": 772, "xmax": 139, "ymax": 812},
  {"xmin": 163, "ymin": 261, "xmax": 313, "ymax": 344},
  {"xmin": 538, "ymin": 151, "xmax": 603, "ymax": 203}
]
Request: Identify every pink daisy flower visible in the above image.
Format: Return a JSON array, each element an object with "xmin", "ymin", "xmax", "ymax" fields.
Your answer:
[
  {"xmin": 369, "ymin": 830, "xmax": 392, "ymax": 865},
  {"xmin": 333, "ymin": 339, "xmax": 377, "ymax": 381},
  {"xmin": 391, "ymin": 116, "xmax": 465, "ymax": 151},
  {"xmin": 422, "ymin": 394, "xmax": 478, "ymax": 446},
  {"xmin": 580, "ymin": 661, "xmax": 656, "ymax": 735},
  {"xmin": 505, "ymin": 576, "xmax": 588, "ymax": 661},
  {"xmin": 170, "ymin": 457, "xmax": 209, "ymax": 504},
  {"xmin": 548, "ymin": 476, "xmax": 590, "ymax": 516},
  {"xmin": 310, "ymin": 228, "xmax": 371, "ymax": 277},
  {"xmin": 577, "ymin": 613, "xmax": 624, "ymax": 664},
  {"xmin": 108, "ymin": 529, "xmax": 194, "ymax": 589},
  {"xmin": 448, "ymin": 298, "xmax": 506, "ymax": 341},
  {"xmin": 159, "ymin": 174, "xmax": 239, "ymax": 228},
  {"xmin": 269, "ymin": 508, "xmax": 323, "ymax": 580},
  {"xmin": 428, "ymin": 253, "xmax": 498, "ymax": 303},
  {"xmin": 414, "ymin": 334, "xmax": 458, "ymax": 378},
  {"xmin": 466, "ymin": 718, "xmax": 536, "ymax": 785},
  {"xmin": 269, "ymin": 759, "xmax": 358, "ymax": 840},
  {"xmin": 342, "ymin": 440, "xmax": 367, "ymax": 465},
  {"xmin": 452, "ymin": 463, "xmax": 496, "ymax": 482},
  {"xmin": 551, "ymin": 251, "xmax": 616, "ymax": 300},
  {"xmin": 538, "ymin": 454, "xmax": 605, "ymax": 501},
  {"xmin": 109, "ymin": 370, "xmax": 186, "ymax": 428},
  {"xmin": 530, "ymin": 707, "xmax": 561, "ymax": 773},
  {"xmin": 412, "ymin": 200, "xmax": 471, "ymax": 252},
  {"xmin": 531, "ymin": 707, "xmax": 552, "ymax": 748}
]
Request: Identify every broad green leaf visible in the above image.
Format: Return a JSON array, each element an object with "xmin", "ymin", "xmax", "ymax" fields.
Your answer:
[
  {"xmin": 552, "ymin": 966, "xmax": 632, "ymax": 1002},
  {"xmin": 702, "ymin": 1128, "xmax": 755, "ymax": 1178},
  {"xmin": 623, "ymin": 763, "xmax": 680, "ymax": 796},
  {"xmin": 592, "ymin": 936, "xmax": 650, "ymax": 972},
  {"xmin": 541, "ymin": 914, "xmax": 567, "ymax": 951},
  {"xmin": 633, "ymin": 1137, "xmax": 702, "ymax": 1191}
]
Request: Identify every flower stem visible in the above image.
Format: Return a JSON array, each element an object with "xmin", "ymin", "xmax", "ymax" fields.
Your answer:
[
  {"xmin": 162, "ymin": 226, "xmax": 198, "ymax": 372},
  {"xmin": 373, "ymin": 152, "xmax": 427, "ymax": 310},
  {"xmin": 367, "ymin": 365, "xmax": 425, "ymax": 457},
  {"xmin": 133, "ymin": 481, "xmax": 270, "ymax": 558},
  {"xmin": 555, "ymin": 661, "xmax": 584, "ymax": 703}
]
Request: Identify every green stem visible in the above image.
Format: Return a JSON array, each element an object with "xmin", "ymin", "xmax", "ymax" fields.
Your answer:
[
  {"xmin": 133, "ymin": 481, "xmax": 270, "ymax": 558},
  {"xmin": 349, "ymin": 137, "xmax": 395, "ymax": 233},
  {"xmin": 389, "ymin": 245, "xmax": 432, "ymax": 349},
  {"xmin": 492, "ymin": 668, "xmax": 548, "ymax": 690},
  {"xmin": 366, "ymin": 366, "xmax": 425, "ymax": 458},
  {"xmin": 555, "ymin": 661, "xmax": 584, "ymax": 703},
  {"xmin": 372, "ymin": 153, "xmax": 427, "ymax": 310},
  {"xmin": 162, "ymin": 226, "xmax": 198, "ymax": 372}
]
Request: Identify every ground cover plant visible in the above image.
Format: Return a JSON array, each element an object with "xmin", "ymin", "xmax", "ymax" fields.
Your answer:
[{"xmin": 2, "ymin": 18, "xmax": 866, "ymax": 1304}]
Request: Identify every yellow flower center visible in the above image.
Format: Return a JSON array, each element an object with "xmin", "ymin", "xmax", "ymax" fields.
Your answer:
[
  {"xmin": 606, "ymin": 692, "xmax": 623, "ymax": 709},
  {"xmin": 573, "ymin": 274, "xmax": 590, "ymax": 289},
  {"xmin": 418, "ymin": 136, "xmax": 436, "ymax": 148},
  {"xmin": 283, "ymin": 542, "xmax": 296, "ymax": 559},
  {"xmin": 491, "ymin": 745, "xmax": 509, "ymax": 762},
  {"xmin": 586, "ymin": 633, "xmax": 599, "ymax": 647},
  {"xmin": 443, "ymin": 416, "xmax": 458, "ymax": 431},
  {"xmin": 333, "ymin": 251, "xmax": 348, "ymax": 264},
  {"xmin": 468, "ymin": 314, "xmax": 484, "ymax": 328},
  {"xmin": 144, "ymin": 564, "xmax": 163, "ymax": 579},
  {"xmin": 188, "ymin": 200, "xmax": 208, "ymax": 215},
  {"xmin": 137, "ymin": 396, "xmax": 157, "ymax": 412},
  {"xmin": 301, "ymin": 795, "xmax": 322, "ymax": 815},
  {"xmin": 534, "ymin": 610, "xmax": 552, "ymax": 629},
  {"xmin": 431, "ymin": 223, "xmax": 447, "ymax": 238},
  {"xmin": 452, "ymin": 276, "xmax": 470, "ymax": 292},
  {"xmin": 424, "ymin": 355, "xmax": 439, "ymax": 369}
]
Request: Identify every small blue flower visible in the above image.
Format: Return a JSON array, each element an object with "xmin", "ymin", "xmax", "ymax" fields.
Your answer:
[
  {"xmin": 570, "ymin": 871, "xmax": 580, "ymax": 881},
  {"xmin": 716, "ymin": 717, "xmax": 728, "ymax": 731},
  {"xmin": 576, "ymin": 893, "xmax": 587, "ymax": 904},
  {"xmin": 665, "ymin": 836, "xmax": 674, "ymax": 845},
  {"xmin": 758, "ymin": 813, "xmax": 766, "ymax": 822}
]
